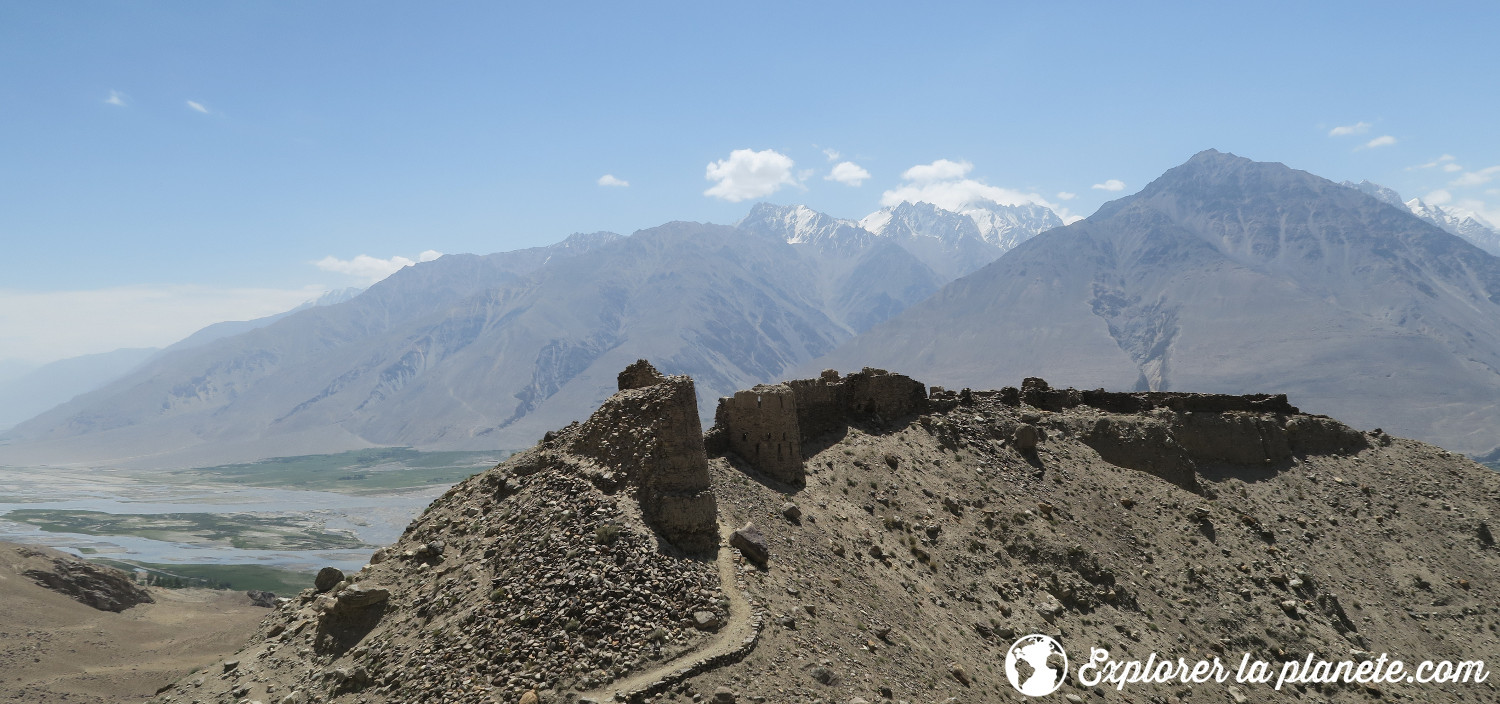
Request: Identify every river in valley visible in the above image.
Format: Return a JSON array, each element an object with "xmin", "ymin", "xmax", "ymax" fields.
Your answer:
[{"xmin": 0, "ymin": 464, "xmax": 449, "ymax": 573}]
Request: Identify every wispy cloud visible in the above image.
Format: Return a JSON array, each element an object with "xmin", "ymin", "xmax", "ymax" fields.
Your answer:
[
  {"xmin": 104, "ymin": 90, "xmax": 127, "ymax": 107},
  {"xmin": 1449, "ymin": 165, "xmax": 1500, "ymax": 188},
  {"xmin": 1412, "ymin": 154, "xmax": 1456, "ymax": 170},
  {"xmin": 879, "ymin": 159, "xmax": 1070, "ymax": 220},
  {"xmin": 186, "ymin": 100, "xmax": 210, "ymax": 114},
  {"xmin": 825, "ymin": 161, "xmax": 870, "ymax": 187},
  {"xmin": 1091, "ymin": 179, "xmax": 1126, "ymax": 192},
  {"xmin": 597, "ymin": 174, "xmax": 629, "ymax": 187},
  {"xmin": 1426, "ymin": 189, "xmax": 1452, "ymax": 205},
  {"xmin": 822, "ymin": 148, "xmax": 840, "ymax": 162},
  {"xmin": 1362, "ymin": 135, "xmax": 1397, "ymax": 149},
  {"xmin": 315, "ymin": 250, "xmax": 442, "ymax": 284},
  {"xmin": 0, "ymin": 284, "xmax": 328, "ymax": 364},
  {"xmin": 1328, "ymin": 121, "xmax": 1372, "ymax": 137},
  {"xmin": 703, "ymin": 148, "xmax": 798, "ymax": 202},
  {"xmin": 1056, "ymin": 192, "xmax": 1077, "ymax": 201}
]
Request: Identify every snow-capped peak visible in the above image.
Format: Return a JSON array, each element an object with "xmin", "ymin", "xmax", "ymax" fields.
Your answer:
[{"xmin": 1340, "ymin": 180, "xmax": 1500, "ymax": 256}]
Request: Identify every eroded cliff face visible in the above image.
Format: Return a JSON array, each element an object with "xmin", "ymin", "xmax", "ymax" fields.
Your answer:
[{"xmin": 153, "ymin": 363, "xmax": 1500, "ymax": 704}]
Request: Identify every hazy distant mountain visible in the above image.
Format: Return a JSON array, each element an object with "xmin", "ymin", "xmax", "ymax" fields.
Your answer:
[
  {"xmin": 0, "ymin": 226, "xmax": 853, "ymax": 467},
  {"xmin": 0, "ymin": 348, "xmax": 159, "ymax": 431},
  {"xmin": 1343, "ymin": 180, "xmax": 1500, "ymax": 256},
  {"xmin": 165, "ymin": 287, "xmax": 365, "ymax": 354},
  {"xmin": 736, "ymin": 198, "xmax": 1063, "ymax": 323},
  {"xmin": 0, "ymin": 287, "xmax": 370, "ymax": 434},
  {"xmin": 816, "ymin": 150, "xmax": 1500, "ymax": 456},
  {"xmin": 736, "ymin": 204, "xmax": 945, "ymax": 332}
]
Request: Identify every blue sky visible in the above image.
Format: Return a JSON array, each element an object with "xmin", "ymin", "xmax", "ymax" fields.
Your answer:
[{"xmin": 2, "ymin": 1, "xmax": 1498, "ymax": 364}]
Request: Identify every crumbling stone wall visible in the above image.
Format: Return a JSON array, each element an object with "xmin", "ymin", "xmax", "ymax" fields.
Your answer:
[
  {"xmin": 1006, "ymin": 377, "xmax": 1370, "ymax": 490},
  {"xmin": 562, "ymin": 361, "xmax": 717, "ymax": 552},
  {"xmin": 1016, "ymin": 377, "xmax": 1298, "ymax": 415},
  {"xmin": 716, "ymin": 384, "xmax": 803, "ymax": 484},
  {"xmin": 714, "ymin": 368, "xmax": 927, "ymax": 483}
]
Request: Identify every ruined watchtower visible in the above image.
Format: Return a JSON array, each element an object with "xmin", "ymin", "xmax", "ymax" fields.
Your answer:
[{"xmin": 564, "ymin": 360, "xmax": 718, "ymax": 553}]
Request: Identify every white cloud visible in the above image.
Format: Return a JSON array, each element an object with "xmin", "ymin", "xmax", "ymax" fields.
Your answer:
[
  {"xmin": 1425, "ymin": 189, "xmax": 1453, "ymax": 205},
  {"xmin": 1411, "ymin": 154, "xmax": 1456, "ymax": 170},
  {"xmin": 1450, "ymin": 166, "xmax": 1500, "ymax": 187},
  {"xmin": 597, "ymin": 174, "xmax": 629, "ymax": 187},
  {"xmin": 902, "ymin": 159, "xmax": 972, "ymax": 183},
  {"xmin": 1328, "ymin": 121, "xmax": 1372, "ymax": 137},
  {"xmin": 1056, "ymin": 192, "xmax": 1077, "ymax": 201},
  {"xmin": 879, "ymin": 159, "xmax": 1067, "ymax": 219},
  {"xmin": 104, "ymin": 90, "xmax": 127, "ymax": 107},
  {"xmin": 1091, "ymin": 179, "xmax": 1126, "ymax": 192},
  {"xmin": 703, "ymin": 148, "xmax": 797, "ymax": 202},
  {"xmin": 825, "ymin": 161, "xmax": 871, "ymax": 187},
  {"xmin": 186, "ymin": 100, "xmax": 210, "ymax": 114},
  {"xmin": 315, "ymin": 250, "xmax": 442, "ymax": 284},
  {"xmin": 0, "ymin": 284, "xmax": 327, "ymax": 364},
  {"xmin": 1362, "ymin": 135, "xmax": 1397, "ymax": 149},
  {"xmin": 1455, "ymin": 198, "xmax": 1500, "ymax": 229},
  {"xmin": 822, "ymin": 148, "xmax": 840, "ymax": 162}
]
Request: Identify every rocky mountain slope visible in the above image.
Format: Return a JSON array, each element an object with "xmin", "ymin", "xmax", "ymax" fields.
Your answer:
[
  {"xmin": 153, "ymin": 363, "xmax": 1500, "ymax": 704},
  {"xmin": 815, "ymin": 150, "xmax": 1500, "ymax": 457}
]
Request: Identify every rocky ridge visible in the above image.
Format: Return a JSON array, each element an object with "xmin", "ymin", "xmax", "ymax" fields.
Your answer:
[
  {"xmin": 8, "ymin": 543, "xmax": 154, "ymax": 612},
  {"xmin": 154, "ymin": 362, "xmax": 1500, "ymax": 704}
]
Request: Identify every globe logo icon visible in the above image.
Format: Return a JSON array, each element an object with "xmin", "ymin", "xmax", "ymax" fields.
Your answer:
[{"xmin": 1005, "ymin": 634, "xmax": 1068, "ymax": 696}]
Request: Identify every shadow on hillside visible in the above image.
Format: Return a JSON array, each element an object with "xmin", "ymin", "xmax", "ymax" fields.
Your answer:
[{"xmin": 1197, "ymin": 458, "xmax": 1298, "ymax": 484}]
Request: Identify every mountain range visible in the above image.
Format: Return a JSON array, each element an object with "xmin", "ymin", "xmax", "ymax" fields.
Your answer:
[
  {"xmin": 4, "ymin": 150, "xmax": 1498, "ymax": 465},
  {"xmin": 1343, "ymin": 179, "xmax": 1500, "ymax": 255},
  {"xmin": 818, "ymin": 150, "xmax": 1500, "ymax": 455}
]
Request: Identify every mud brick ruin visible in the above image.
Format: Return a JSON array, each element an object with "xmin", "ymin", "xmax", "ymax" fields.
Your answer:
[{"xmin": 714, "ymin": 367, "xmax": 928, "ymax": 484}]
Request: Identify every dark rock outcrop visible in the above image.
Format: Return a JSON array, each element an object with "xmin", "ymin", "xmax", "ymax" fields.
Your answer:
[{"xmin": 22, "ymin": 552, "xmax": 153, "ymax": 612}]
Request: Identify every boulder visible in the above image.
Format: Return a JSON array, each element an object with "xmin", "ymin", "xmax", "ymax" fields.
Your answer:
[
  {"xmin": 1013, "ymin": 423, "xmax": 1038, "ymax": 452},
  {"xmin": 729, "ymin": 523, "xmax": 769, "ymax": 566},
  {"xmin": 314, "ymin": 566, "xmax": 345, "ymax": 593},
  {"xmin": 336, "ymin": 583, "xmax": 390, "ymax": 609}
]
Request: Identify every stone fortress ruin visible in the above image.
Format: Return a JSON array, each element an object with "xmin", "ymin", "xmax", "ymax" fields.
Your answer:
[{"xmin": 543, "ymin": 360, "xmax": 1374, "ymax": 552}]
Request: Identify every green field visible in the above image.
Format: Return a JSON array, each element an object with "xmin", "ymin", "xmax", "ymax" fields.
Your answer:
[
  {"xmin": 3, "ymin": 509, "xmax": 369, "ymax": 550},
  {"xmin": 169, "ymin": 447, "xmax": 509, "ymax": 494},
  {"xmin": 91, "ymin": 558, "xmax": 315, "ymax": 593}
]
